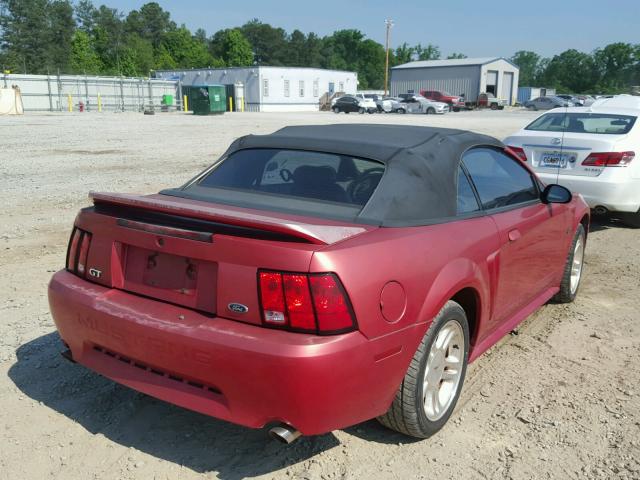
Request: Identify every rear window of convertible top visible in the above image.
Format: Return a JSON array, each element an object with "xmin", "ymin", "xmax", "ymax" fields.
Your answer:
[{"xmin": 180, "ymin": 148, "xmax": 385, "ymax": 218}]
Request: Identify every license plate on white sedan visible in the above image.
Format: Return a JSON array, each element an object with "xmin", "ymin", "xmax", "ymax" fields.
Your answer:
[{"xmin": 540, "ymin": 152, "xmax": 576, "ymax": 168}]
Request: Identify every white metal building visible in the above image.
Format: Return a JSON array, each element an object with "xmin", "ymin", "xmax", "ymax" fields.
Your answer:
[
  {"xmin": 390, "ymin": 57, "xmax": 520, "ymax": 105},
  {"xmin": 155, "ymin": 66, "xmax": 358, "ymax": 112}
]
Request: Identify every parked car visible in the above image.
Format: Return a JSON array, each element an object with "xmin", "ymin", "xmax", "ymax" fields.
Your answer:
[
  {"xmin": 557, "ymin": 94, "xmax": 582, "ymax": 106},
  {"xmin": 376, "ymin": 96, "xmax": 403, "ymax": 113},
  {"xmin": 420, "ymin": 90, "xmax": 466, "ymax": 111},
  {"xmin": 477, "ymin": 92, "xmax": 507, "ymax": 110},
  {"xmin": 49, "ymin": 124, "xmax": 589, "ymax": 443},
  {"xmin": 524, "ymin": 96, "xmax": 573, "ymax": 110},
  {"xmin": 397, "ymin": 95, "xmax": 449, "ymax": 114},
  {"xmin": 332, "ymin": 95, "xmax": 376, "ymax": 114},
  {"xmin": 504, "ymin": 97, "xmax": 640, "ymax": 226}
]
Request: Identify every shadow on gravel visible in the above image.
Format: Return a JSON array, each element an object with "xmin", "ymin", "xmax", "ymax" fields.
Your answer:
[
  {"xmin": 589, "ymin": 214, "xmax": 636, "ymax": 233},
  {"xmin": 8, "ymin": 332, "xmax": 340, "ymax": 479}
]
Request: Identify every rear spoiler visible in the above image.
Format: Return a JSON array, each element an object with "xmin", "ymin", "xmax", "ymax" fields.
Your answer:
[{"xmin": 89, "ymin": 192, "xmax": 372, "ymax": 245}]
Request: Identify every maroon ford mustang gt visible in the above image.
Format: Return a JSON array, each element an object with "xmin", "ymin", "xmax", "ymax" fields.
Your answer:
[{"xmin": 49, "ymin": 124, "xmax": 589, "ymax": 442}]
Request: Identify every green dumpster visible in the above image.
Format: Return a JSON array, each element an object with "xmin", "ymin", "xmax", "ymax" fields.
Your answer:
[
  {"xmin": 161, "ymin": 94, "xmax": 174, "ymax": 106},
  {"xmin": 189, "ymin": 84, "xmax": 226, "ymax": 115}
]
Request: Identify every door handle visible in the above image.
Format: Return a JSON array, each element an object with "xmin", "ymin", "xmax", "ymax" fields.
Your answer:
[{"xmin": 508, "ymin": 229, "xmax": 521, "ymax": 242}]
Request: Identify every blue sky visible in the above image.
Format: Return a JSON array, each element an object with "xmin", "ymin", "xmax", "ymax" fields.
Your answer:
[{"xmin": 106, "ymin": 0, "xmax": 639, "ymax": 57}]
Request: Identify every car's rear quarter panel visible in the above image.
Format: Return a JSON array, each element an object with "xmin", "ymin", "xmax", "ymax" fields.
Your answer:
[{"xmin": 310, "ymin": 216, "xmax": 501, "ymax": 343}]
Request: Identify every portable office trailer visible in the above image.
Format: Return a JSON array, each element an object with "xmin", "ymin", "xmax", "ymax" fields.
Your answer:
[
  {"xmin": 390, "ymin": 57, "xmax": 520, "ymax": 105},
  {"xmin": 517, "ymin": 86, "xmax": 557, "ymax": 104},
  {"xmin": 155, "ymin": 67, "xmax": 357, "ymax": 112}
]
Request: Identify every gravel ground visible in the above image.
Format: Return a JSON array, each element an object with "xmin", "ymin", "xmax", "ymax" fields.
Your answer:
[{"xmin": 1, "ymin": 110, "xmax": 639, "ymax": 480}]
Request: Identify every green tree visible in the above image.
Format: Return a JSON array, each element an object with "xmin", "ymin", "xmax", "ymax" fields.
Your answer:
[
  {"xmin": 511, "ymin": 50, "xmax": 542, "ymax": 86},
  {"xmin": 160, "ymin": 25, "xmax": 215, "ymax": 68},
  {"xmin": 447, "ymin": 52, "xmax": 467, "ymax": 59},
  {"xmin": 540, "ymin": 49, "xmax": 597, "ymax": 92},
  {"xmin": 210, "ymin": 28, "xmax": 252, "ymax": 66},
  {"xmin": 593, "ymin": 42, "xmax": 636, "ymax": 91},
  {"xmin": 125, "ymin": 2, "xmax": 175, "ymax": 49},
  {"xmin": 0, "ymin": 0, "xmax": 50, "ymax": 73},
  {"xmin": 393, "ymin": 42, "xmax": 414, "ymax": 65},
  {"xmin": 240, "ymin": 19, "xmax": 288, "ymax": 65},
  {"xmin": 414, "ymin": 43, "xmax": 440, "ymax": 60},
  {"xmin": 70, "ymin": 29, "xmax": 102, "ymax": 74},
  {"xmin": 46, "ymin": 0, "xmax": 75, "ymax": 72},
  {"xmin": 74, "ymin": 0, "xmax": 96, "ymax": 33}
]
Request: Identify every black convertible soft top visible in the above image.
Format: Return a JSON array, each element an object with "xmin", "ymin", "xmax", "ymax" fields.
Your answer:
[{"xmin": 165, "ymin": 124, "xmax": 504, "ymax": 226}]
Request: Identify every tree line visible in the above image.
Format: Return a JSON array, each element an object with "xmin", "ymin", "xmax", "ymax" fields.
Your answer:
[{"xmin": 1, "ymin": 0, "xmax": 639, "ymax": 93}]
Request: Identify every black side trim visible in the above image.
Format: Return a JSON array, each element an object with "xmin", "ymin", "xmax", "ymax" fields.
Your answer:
[{"xmin": 93, "ymin": 202, "xmax": 310, "ymax": 243}]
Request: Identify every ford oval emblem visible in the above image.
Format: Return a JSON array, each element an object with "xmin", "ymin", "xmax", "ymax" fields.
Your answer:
[
  {"xmin": 228, "ymin": 303, "xmax": 249, "ymax": 314},
  {"xmin": 551, "ymin": 137, "xmax": 562, "ymax": 145}
]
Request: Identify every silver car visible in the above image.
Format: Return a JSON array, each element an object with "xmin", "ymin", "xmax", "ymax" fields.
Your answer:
[
  {"xmin": 524, "ymin": 96, "xmax": 573, "ymax": 110},
  {"xmin": 397, "ymin": 95, "xmax": 449, "ymax": 114}
]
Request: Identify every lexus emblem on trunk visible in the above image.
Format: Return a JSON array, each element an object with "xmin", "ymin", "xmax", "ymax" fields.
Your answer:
[{"xmin": 228, "ymin": 303, "xmax": 249, "ymax": 314}]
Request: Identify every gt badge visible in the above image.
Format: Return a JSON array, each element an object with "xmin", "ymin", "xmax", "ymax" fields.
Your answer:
[{"xmin": 88, "ymin": 268, "xmax": 102, "ymax": 278}]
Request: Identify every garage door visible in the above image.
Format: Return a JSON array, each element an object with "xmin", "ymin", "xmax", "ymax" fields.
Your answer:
[
  {"xmin": 501, "ymin": 72, "xmax": 514, "ymax": 105},
  {"xmin": 486, "ymin": 70, "xmax": 498, "ymax": 95}
]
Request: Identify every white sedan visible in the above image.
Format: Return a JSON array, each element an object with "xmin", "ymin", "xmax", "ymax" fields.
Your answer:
[{"xmin": 504, "ymin": 96, "xmax": 640, "ymax": 227}]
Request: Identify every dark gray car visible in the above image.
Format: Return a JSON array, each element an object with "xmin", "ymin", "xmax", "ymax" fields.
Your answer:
[{"xmin": 524, "ymin": 96, "xmax": 572, "ymax": 110}]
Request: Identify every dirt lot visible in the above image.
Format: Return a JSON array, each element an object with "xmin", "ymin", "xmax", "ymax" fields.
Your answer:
[{"xmin": 1, "ymin": 110, "xmax": 639, "ymax": 480}]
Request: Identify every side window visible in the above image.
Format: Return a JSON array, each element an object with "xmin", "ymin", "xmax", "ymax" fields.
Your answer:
[
  {"xmin": 462, "ymin": 148, "xmax": 539, "ymax": 210},
  {"xmin": 457, "ymin": 166, "xmax": 480, "ymax": 214}
]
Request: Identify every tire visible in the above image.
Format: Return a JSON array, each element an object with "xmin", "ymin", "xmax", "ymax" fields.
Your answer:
[
  {"xmin": 368, "ymin": 108, "xmax": 375, "ymax": 114},
  {"xmin": 377, "ymin": 301, "xmax": 469, "ymax": 438},
  {"xmin": 490, "ymin": 103, "xmax": 498, "ymax": 110},
  {"xmin": 619, "ymin": 209, "xmax": 640, "ymax": 228},
  {"xmin": 426, "ymin": 107, "xmax": 435, "ymax": 115},
  {"xmin": 553, "ymin": 224, "xmax": 586, "ymax": 303},
  {"xmin": 452, "ymin": 107, "xmax": 460, "ymax": 112},
  {"xmin": 358, "ymin": 107, "xmax": 365, "ymax": 114},
  {"xmin": 397, "ymin": 108, "xmax": 406, "ymax": 114},
  {"xmin": 332, "ymin": 107, "xmax": 340, "ymax": 114}
]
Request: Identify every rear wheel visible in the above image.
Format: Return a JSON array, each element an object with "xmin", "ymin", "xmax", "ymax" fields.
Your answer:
[
  {"xmin": 332, "ymin": 106, "xmax": 340, "ymax": 114},
  {"xmin": 490, "ymin": 103, "xmax": 498, "ymax": 110},
  {"xmin": 358, "ymin": 107, "xmax": 365, "ymax": 114},
  {"xmin": 553, "ymin": 224, "xmax": 586, "ymax": 303},
  {"xmin": 377, "ymin": 301, "xmax": 469, "ymax": 438},
  {"xmin": 396, "ymin": 108, "xmax": 406, "ymax": 114}
]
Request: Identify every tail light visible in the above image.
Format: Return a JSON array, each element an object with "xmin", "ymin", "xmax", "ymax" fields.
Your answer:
[
  {"xmin": 582, "ymin": 151, "xmax": 634, "ymax": 167},
  {"xmin": 258, "ymin": 270, "xmax": 356, "ymax": 335},
  {"xmin": 506, "ymin": 146, "xmax": 527, "ymax": 162},
  {"xmin": 66, "ymin": 227, "xmax": 92, "ymax": 277}
]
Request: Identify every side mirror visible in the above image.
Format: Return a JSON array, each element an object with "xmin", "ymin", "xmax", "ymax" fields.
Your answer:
[{"xmin": 541, "ymin": 184, "xmax": 572, "ymax": 204}]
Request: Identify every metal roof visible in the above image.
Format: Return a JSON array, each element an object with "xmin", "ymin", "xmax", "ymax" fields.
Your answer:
[{"xmin": 392, "ymin": 57, "xmax": 518, "ymax": 70}]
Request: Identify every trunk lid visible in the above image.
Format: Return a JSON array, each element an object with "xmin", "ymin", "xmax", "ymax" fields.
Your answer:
[
  {"xmin": 74, "ymin": 192, "xmax": 374, "ymax": 325},
  {"xmin": 507, "ymin": 131, "xmax": 628, "ymax": 177}
]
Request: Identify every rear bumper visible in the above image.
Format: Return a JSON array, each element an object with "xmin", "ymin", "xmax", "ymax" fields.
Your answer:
[
  {"xmin": 48, "ymin": 271, "xmax": 418, "ymax": 435},
  {"xmin": 537, "ymin": 171, "xmax": 640, "ymax": 213}
]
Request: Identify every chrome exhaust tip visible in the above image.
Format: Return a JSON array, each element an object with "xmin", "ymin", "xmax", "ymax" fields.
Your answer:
[{"xmin": 269, "ymin": 425, "xmax": 302, "ymax": 444}]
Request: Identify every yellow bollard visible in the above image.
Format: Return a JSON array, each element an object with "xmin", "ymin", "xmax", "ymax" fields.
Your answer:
[
  {"xmin": 240, "ymin": 97, "xmax": 245, "ymax": 112},
  {"xmin": 183, "ymin": 95, "xmax": 188, "ymax": 112},
  {"xmin": 229, "ymin": 96, "xmax": 233, "ymax": 112},
  {"xmin": 67, "ymin": 94, "xmax": 72, "ymax": 112},
  {"xmin": 97, "ymin": 94, "xmax": 102, "ymax": 112}
]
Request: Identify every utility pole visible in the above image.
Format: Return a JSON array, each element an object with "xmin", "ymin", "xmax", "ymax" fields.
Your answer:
[{"xmin": 384, "ymin": 19, "xmax": 394, "ymax": 96}]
